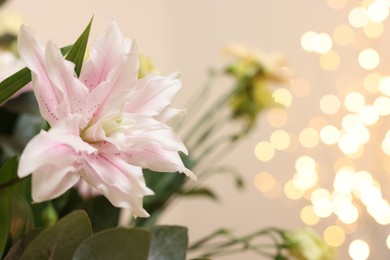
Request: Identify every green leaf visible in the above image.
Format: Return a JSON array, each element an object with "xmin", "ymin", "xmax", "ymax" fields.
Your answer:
[
  {"xmin": 179, "ymin": 187, "xmax": 219, "ymax": 201},
  {"xmin": 0, "ymin": 67, "xmax": 31, "ymax": 106},
  {"xmin": 0, "ymin": 156, "xmax": 19, "ymax": 189},
  {"xmin": 21, "ymin": 210, "xmax": 92, "ymax": 260},
  {"xmin": 65, "ymin": 17, "xmax": 93, "ymax": 76},
  {"xmin": 73, "ymin": 228, "xmax": 150, "ymax": 260},
  {"xmin": 52, "ymin": 189, "xmax": 120, "ymax": 232},
  {"xmin": 4, "ymin": 228, "xmax": 44, "ymax": 260},
  {"xmin": 0, "ymin": 190, "xmax": 11, "ymax": 258},
  {"xmin": 148, "ymin": 226, "xmax": 188, "ymax": 260},
  {"xmin": 9, "ymin": 193, "xmax": 34, "ymax": 243}
]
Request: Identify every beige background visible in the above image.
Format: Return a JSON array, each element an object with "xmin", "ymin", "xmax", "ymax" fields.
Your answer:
[{"xmin": 4, "ymin": 1, "xmax": 390, "ymax": 259}]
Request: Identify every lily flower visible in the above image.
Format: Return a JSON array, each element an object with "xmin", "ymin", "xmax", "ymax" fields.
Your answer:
[{"xmin": 17, "ymin": 21, "xmax": 195, "ymax": 217}]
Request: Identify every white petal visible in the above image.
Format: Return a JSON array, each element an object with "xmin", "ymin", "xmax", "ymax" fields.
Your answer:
[
  {"xmin": 125, "ymin": 73, "xmax": 181, "ymax": 116},
  {"xmin": 18, "ymin": 115, "xmax": 95, "ymax": 178},
  {"xmin": 45, "ymin": 41, "xmax": 88, "ymax": 115},
  {"xmin": 32, "ymin": 166, "xmax": 80, "ymax": 202},
  {"xmin": 82, "ymin": 153, "xmax": 153, "ymax": 217},
  {"xmin": 81, "ymin": 43, "xmax": 138, "ymax": 126},
  {"xmin": 17, "ymin": 26, "xmax": 64, "ymax": 124},
  {"xmin": 125, "ymin": 146, "xmax": 196, "ymax": 180},
  {"xmin": 80, "ymin": 20, "xmax": 136, "ymax": 91}
]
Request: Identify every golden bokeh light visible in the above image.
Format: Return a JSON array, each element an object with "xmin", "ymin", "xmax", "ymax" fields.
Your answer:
[
  {"xmin": 311, "ymin": 188, "xmax": 331, "ymax": 202},
  {"xmin": 333, "ymin": 158, "xmax": 355, "ymax": 173},
  {"xmin": 358, "ymin": 48, "xmax": 380, "ymax": 70},
  {"xmin": 360, "ymin": 185, "xmax": 382, "ymax": 206},
  {"xmin": 284, "ymin": 180, "xmax": 304, "ymax": 200},
  {"xmin": 263, "ymin": 181, "xmax": 281, "ymax": 199},
  {"xmin": 349, "ymin": 239, "xmax": 370, "ymax": 260},
  {"xmin": 320, "ymin": 94, "xmax": 340, "ymax": 114},
  {"xmin": 301, "ymin": 32, "xmax": 333, "ymax": 54},
  {"xmin": 295, "ymin": 155, "xmax": 316, "ymax": 172},
  {"xmin": 270, "ymin": 130, "xmax": 290, "ymax": 150},
  {"xmin": 353, "ymin": 171, "xmax": 374, "ymax": 195},
  {"xmin": 300, "ymin": 205, "xmax": 320, "ymax": 225},
  {"xmin": 387, "ymin": 234, "xmax": 390, "ymax": 250},
  {"xmin": 367, "ymin": 199, "xmax": 390, "ymax": 225},
  {"xmin": 349, "ymin": 7, "xmax": 370, "ymax": 28},
  {"xmin": 255, "ymin": 1, "xmax": 390, "ymax": 255},
  {"xmin": 378, "ymin": 76, "xmax": 390, "ymax": 96},
  {"xmin": 319, "ymin": 51, "xmax": 340, "ymax": 71},
  {"xmin": 363, "ymin": 21, "xmax": 384, "ymax": 38},
  {"xmin": 273, "ymin": 88, "xmax": 293, "ymax": 107},
  {"xmin": 341, "ymin": 114, "xmax": 361, "ymax": 132},
  {"xmin": 293, "ymin": 171, "xmax": 318, "ymax": 191},
  {"xmin": 374, "ymin": 96, "xmax": 390, "ymax": 116},
  {"xmin": 254, "ymin": 171, "xmax": 275, "ymax": 193},
  {"xmin": 299, "ymin": 128, "xmax": 320, "ymax": 148},
  {"xmin": 381, "ymin": 135, "xmax": 390, "ymax": 155},
  {"xmin": 327, "ymin": 0, "xmax": 348, "ymax": 10},
  {"xmin": 254, "ymin": 141, "xmax": 275, "ymax": 161},
  {"xmin": 338, "ymin": 134, "xmax": 360, "ymax": 154},
  {"xmin": 301, "ymin": 31, "xmax": 317, "ymax": 52},
  {"xmin": 320, "ymin": 125, "xmax": 340, "ymax": 145},
  {"xmin": 313, "ymin": 197, "xmax": 333, "ymax": 218},
  {"xmin": 363, "ymin": 72, "xmax": 381, "ymax": 93},
  {"xmin": 344, "ymin": 92, "xmax": 366, "ymax": 113},
  {"xmin": 367, "ymin": 0, "xmax": 389, "ymax": 22},
  {"xmin": 324, "ymin": 225, "xmax": 345, "ymax": 247},
  {"xmin": 333, "ymin": 24, "xmax": 354, "ymax": 46},
  {"xmin": 266, "ymin": 108, "xmax": 288, "ymax": 128},
  {"xmin": 334, "ymin": 167, "xmax": 355, "ymax": 193},
  {"xmin": 337, "ymin": 203, "xmax": 359, "ymax": 224},
  {"xmin": 358, "ymin": 105, "xmax": 379, "ymax": 125}
]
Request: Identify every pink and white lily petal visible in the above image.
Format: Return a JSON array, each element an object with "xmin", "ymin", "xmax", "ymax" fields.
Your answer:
[
  {"xmin": 18, "ymin": 115, "xmax": 96, "ymax": 202},
  {"xmin": 125, "ymin": 73, "xmax": 181, "ymax": 116},
  {"xmin": 80, "ymin": 20, "xmax": 136, "ymax": 91},
  {"xmin": 125, "ymin": 145, "xmax": 196, "ymax": 180},
  {"xmin": 82, "ymin": 153, "xmax": 153, "ymax": 217}
]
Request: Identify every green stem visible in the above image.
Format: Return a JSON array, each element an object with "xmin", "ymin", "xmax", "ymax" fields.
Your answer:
[
  {"xmin": 188, "ymin": 113, "xmax": 230, "ymax": 154},
  {"xmin": 183, "ymin": 80, "xmax": 243, "ymax": 144},
  {"xmin": 175, "ymin": 69, "xmax": 219, "ymax": 132},
  {"xmin": 0, "ymin": 176, "xmax": 27, "ymax": 190}
]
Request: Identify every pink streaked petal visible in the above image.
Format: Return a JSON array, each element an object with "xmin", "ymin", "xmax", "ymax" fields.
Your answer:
[
  {"xmin": 83, "ymin": 153, "xmax": 153, "ymax": 196},
  {"xmin": 45, "ymin": 41, "xmax": 88, "ymax": 115},
  {"xmin": 80, "ymin": 20, "xmax": 137, "ymax": 91},
  {"xmin": 119, "ymin": 114, "xmax": 188, "ymax": 153},
  {"xmin": 125, "ymin": 146, "xmax": 196, "ymax": 180},
  {"xmin": 17, "ymin": 25, "xmax": 64, "ymax": 124},
  {"xmin": 46, "ymin": 115, "xmax": 96, "ymax": 154},
  {"xmin": 125, "ymin": 73, "xmax": 181, "ymax": 116},
  {"xmin": 32, "ymin": 165, "xmax": 80, "ymax": 202},
  {"xmin": 81, "ymin": 46, "xmax": 138, "ymax": 126},
  {"xmin": 18, "ymin": 130, "xmax": 81, "ymax": 178},
  {"xmin": 76, "ymin": 179, "xmax": 101, "ymax": 200},
  {"xmin": 82, "ymin": 155, "xmax": 152, "ymax": 217}
]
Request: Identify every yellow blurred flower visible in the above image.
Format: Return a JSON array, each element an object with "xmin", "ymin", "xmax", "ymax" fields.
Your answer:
[
  {"xmin": 223, "ymin": 44, "xmax": 291, "ymax": 128},
  {"xmin": 0, "ymin": 11, "xmax": 23, "ymax": 36},
  {"xmin": 138, "ymin": 51, "xmax": 160, "ymax": 78},
  {"xmin": 283, "ymin": 228, "xmax": 336, "ymax": 260}
]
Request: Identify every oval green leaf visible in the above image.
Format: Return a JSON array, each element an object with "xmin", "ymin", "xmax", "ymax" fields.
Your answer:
[
  {"xmin": 21, "ymin": 210, "xmax": 92, "ymax": 260},
  {"xmin": 148, "ymin": 226, "xmax": 188, "ymax": 260},
  {"xmin": 73, "ymin": 227, "xmax": 150, "ymax": 260}
]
